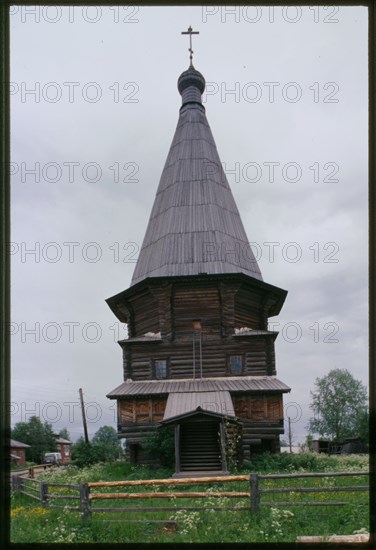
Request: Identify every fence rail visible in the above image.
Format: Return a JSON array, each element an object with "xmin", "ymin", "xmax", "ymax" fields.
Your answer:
[
  {"xmin": 12, "ymin": 473, "xmax": 80, "ymax": 510},
  {"xmin": 253, "ymin": 470, "xmax": 369, "ymax": 510},
  {"xmin": 28, "ymin": 463, "xmax": 53, "ymax": 478},
  {"xmin": 12, "ymin": 470, "xmax": 369, "ymax": 524}
]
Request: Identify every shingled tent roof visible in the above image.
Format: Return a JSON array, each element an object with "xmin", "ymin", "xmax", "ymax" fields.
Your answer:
[{"xmin": 131, "ymin": 65, "xmax": 262, "ymax": 287}]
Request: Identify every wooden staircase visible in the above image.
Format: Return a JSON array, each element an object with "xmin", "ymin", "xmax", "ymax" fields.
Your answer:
[{"xmin": 179, "ymin": 421, "xmax": 223, "ymax": 472}]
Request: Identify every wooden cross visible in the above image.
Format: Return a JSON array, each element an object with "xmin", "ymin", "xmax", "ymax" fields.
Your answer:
[{"xmin": 181, "ymin": 26, "xmax": 199, "ymax": 66}]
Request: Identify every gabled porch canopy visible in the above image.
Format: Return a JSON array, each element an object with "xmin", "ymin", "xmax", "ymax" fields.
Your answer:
[
  {"xmin": 160, "ymin": 407, "xmax": 238, "ymax": 476},
  {"xmin": 162, "ymin": 390, "xmax": 236, "ymax": 422},
  {"xmin": 161, "ymin": 406, "xmax": 237, "ymax": 426}
]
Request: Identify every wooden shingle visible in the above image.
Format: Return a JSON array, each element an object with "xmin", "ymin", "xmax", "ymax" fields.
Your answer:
[{"xmin": 131, "ymin": 95, "xmax": 263, "ymax": 286}]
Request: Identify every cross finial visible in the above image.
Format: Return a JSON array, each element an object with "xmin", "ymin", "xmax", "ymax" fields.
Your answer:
[{"xmin": 181, "ymin": 26, "xmax": 199, "ymax": 66}]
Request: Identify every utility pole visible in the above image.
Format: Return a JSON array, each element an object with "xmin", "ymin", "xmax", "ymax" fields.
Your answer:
[
  {"xmin": 79, "ymin": 388, "xmax": 89, "ymax": 444},
  {"xmin": 288, "ymin": 416, "xmax": 292, "ymax": 453}
]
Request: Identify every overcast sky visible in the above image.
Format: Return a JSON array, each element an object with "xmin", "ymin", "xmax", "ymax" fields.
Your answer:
[{"xmin": 10, "ymin": 5, "xmax": 368, "ymax": 443}]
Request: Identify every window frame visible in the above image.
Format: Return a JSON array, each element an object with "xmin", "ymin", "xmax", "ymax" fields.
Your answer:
[
  {"xmin": 228, "ymin": 354, "xmax": 244, "ymax": 376},
  {"xmin": 153, "ymin": 358, "xmax": 169, "ymax": 379}
]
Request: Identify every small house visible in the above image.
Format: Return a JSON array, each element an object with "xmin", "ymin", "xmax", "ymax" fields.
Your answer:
[{"xmin": 10, "ymin": 439, "xmax": 30, "ymax": 466}]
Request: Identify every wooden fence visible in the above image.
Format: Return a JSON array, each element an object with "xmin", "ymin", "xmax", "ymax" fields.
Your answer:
[
  {"xmin": 12, "ymin": 470, "xmax": 369, "ymax": 525},
  {"xmin": 85, "ymin": 475, "xmax": 251, "ymax": 522},
  {"xmin": 28, "ymin": 463, "xmax": 53, "ymax": 478},
  {"xmin": 12, "ymin": 475, "xmax": 81, "ymax": 511},
  {"xmin": 253, "ymin": 471, "xmax": 369, "ymax": 509}
]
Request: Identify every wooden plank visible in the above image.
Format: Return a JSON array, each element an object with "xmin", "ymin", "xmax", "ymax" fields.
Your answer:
[
  {"xmin": 88, "ymin": 475, "xmax": 249, "ymax": 487},
  {"xmin": 262, "ymin": 501, "xmax": 348, "ymax": 507},
  {"xmin": 262, "ymin": 486, "xmax": 369, "ymax": 494},
  {"xmin": 96, "ymin": 520, "xmax": 178, "ymax": 525},
  {"xmin": 21, "ymin": 486, "xmax": 40, "ymax": 494},
  {"xmin": 296, "ymin": 535, "xmax": 369, "ymax": 543},
  {"xmin": 19, "ymin": 491, "xmax": 41, "ymax": 501},
  {"xmin": 175, "ymin": 424, "xmax": 180, "ymax": 474},
  {"xmin": 91, "ymin": 506, "xmax": 249, "ymax": 521},
  {"xmin": 22, "ymin": 478, "xmax": 41, "ymax": 485},
  {"xmin": 90, "ymin": 491, "xmax": 249, "ymax": 500},
  {"xmin": 48, "ymin": 495, "xmax": 81, "ymax": 500},
  {"xmin": 258, "ymin": 471, "xmax": 368, "ymax": 480},
  {"xmin": 47, "ymin": 483, "xmax": 81, "ymax": 489}
]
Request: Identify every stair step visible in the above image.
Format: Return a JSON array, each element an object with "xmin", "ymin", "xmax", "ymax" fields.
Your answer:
[{"xmin": 179, "ymin": 421, "xmax": 222, "ymax": 471}]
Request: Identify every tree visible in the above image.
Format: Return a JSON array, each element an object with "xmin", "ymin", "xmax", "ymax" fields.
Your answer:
[
  {"xmin": 71, "ymin": 437, "xmax": 97, "ymax": 467},
  {"xmin": 308, "ymin": 369, "xmax": 368, "ymax": 442},
  {"xmin": 92, "ymin": 426, "xmax": 122, "ymax": 462},
  {"xmin": 71, "ymin": 426, "xmax": 122, "ymax": 467},
  {"xmin": 58, "ymin": 428, "xmax": 70, "ymax": 441},
  {"xmin": 12, "ymin": 416, "xmax": 56, "ymax": 463}
]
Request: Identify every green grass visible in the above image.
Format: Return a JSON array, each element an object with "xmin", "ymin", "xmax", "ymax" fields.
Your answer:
[{"xmin": 11, "ymin": 454, "xmax": 369, "ymax": 543}]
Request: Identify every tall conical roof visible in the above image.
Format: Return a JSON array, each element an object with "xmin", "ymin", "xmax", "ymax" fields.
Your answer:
[{"xmin": 131, "ymin": 64, "xmax": 262, "ymax": 287}]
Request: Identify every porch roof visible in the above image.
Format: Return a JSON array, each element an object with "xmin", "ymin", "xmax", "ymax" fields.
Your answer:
[
  {"xmin": 163, "ymin": 390, "xmax": 235, "ymax": 421},
  {"xmin": 107, "ymin": 375, "xmax": 291, "ymax": 398}
]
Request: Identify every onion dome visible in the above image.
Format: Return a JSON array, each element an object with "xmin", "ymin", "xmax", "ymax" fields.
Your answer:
[{"xmin": 178, "ymin": 65, "xmax": 206, "ymax": 106}]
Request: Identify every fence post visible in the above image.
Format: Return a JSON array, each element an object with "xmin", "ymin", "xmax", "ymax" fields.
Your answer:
[
  {"xmin": 80, "ymin": 483, "xmax": 90, "ymax": 525},
  {"xmin": 40, "ymin": 481, "xmax": 49, "ymax": 507},
  {"xmin": 12, "ymin": 475, "xmax": 20, "ymax": 493},
  {"xmin": 250, "ymin": 473, "xmax": 260, "ymax": 512}
]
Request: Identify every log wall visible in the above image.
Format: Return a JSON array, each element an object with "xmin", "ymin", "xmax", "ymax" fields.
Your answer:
[
  {"xmin": 232, "ymin": 394, "xmax": 283, "ymax": 421},
  {"xmin": 111, "ymin": 275, "xmax": 286, "ymax": 466},
  {"xmin": 122, "ymin": 334, "xmax": 276, "ymax": 380},
  {"xmin": 118, "ymin": 397, "xmax": 167, "ymax": 425},
  {"xmin": 234, "ymin": 286, "xmax": 265, "ymax": 330},
  {"xmin": 126, "ymin": 279, "xmax": 273, "ymax": 341}
]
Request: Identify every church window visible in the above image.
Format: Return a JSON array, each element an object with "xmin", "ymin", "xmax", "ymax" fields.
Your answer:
[
  {"xmin": 154, "ymin": 360, "xmax": 168, "ymax": 379},
  {"xmin": 229, "ymin": 355, "xmax": 243, "ymax": 375}
]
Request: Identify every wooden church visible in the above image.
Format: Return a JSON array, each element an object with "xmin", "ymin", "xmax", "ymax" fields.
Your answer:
[{"xmin": 107, "ymin": 31, "xmax": 290, "ymax": 475}]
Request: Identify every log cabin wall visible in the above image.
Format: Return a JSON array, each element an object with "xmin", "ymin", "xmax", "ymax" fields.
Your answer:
[
  {"xmin": 233, "ymin": 394, "xmax": 283, "ymax": 422},
  {"xmin": 117, "ymin": 397, "xmax": 168, "ymax": 467},
  {"xmin": 234, "ymin": 285, "xmax": 266, "ymax": 330},
  {"xmin": 172, "ymin": 284, "xmax": 222, "ymax": 338},
  {"xmin": 131, "ymin": 289, "xmax": 160, "ymax": 336},
  {"xmin": 118, "ymin": 397, "xmax": 167, "ymax": 425},
  {"xmin": 120, "ymin": 334, "xmax": 276, "ymax": 380},
  {"xmin": 149, "ymin": 284, "xmax": 174, "ymax": 340},
  {"xmin": 116, "ymin": 392, "xmax": 284, "ymax": 463},
  {"xmin": 233, "ymin": 393, "xmax": 284, "ymax": 458},
  {"xmin": 118, "ymin": 278, "xmax": 278, "ymax": 381},
  {"xmin": 124, "ymin": 278, "xmax": 275, "ymax": 342}
]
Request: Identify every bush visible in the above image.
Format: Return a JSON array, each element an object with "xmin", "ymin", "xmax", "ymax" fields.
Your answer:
[{"xmin": 143, "ymin": 426, "xmax": 175, "ymax": 468}]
